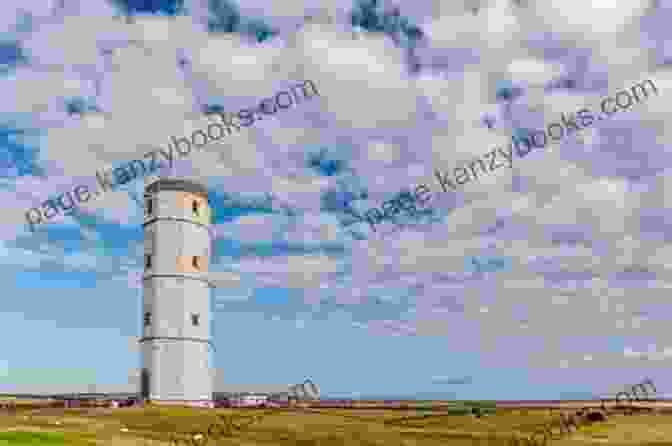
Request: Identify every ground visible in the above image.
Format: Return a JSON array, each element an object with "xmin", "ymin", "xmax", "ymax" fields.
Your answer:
[{"xmin": 1, "ymin": 400, "xmax": 671, "ymax": 445}]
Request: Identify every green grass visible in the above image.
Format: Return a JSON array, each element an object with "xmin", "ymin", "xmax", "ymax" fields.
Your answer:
[
  {"xmin": 0, "ymin": 431, "xmax": 69, "ymax": 445},
  {"xmin": 2, "ymin": 403, "xmax": 670, "ymax": 445},
  {"xmin": 0, "ymin": 430, "xmax": 98, "ymax": 446}
]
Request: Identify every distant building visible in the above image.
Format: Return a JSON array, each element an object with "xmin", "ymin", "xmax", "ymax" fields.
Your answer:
[
  {"xmin": 0, "ymin": 384, "xmax": 292, "ymax": 406},
  {"xmin": 269, "ymin": 392, "xmax": 290, "ymax": 403},
  {"xmin": 229, "ymin": 394, "xmax": 268, "ymax": 407}
]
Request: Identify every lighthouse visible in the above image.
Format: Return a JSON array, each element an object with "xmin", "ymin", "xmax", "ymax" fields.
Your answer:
[{"xmin": 140, "ymin": 176, "xmax": 214, "ymax": 407}]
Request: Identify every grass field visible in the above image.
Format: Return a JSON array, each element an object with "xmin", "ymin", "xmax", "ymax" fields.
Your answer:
[{"xmin": 1, "ymin": 402, "xmax": 671, "ymax": 445}]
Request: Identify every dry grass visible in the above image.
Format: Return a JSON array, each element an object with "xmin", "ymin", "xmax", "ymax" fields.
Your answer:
[{"xmin": 1, "ymin": 404, "xmax": 672, "ymax": 445}]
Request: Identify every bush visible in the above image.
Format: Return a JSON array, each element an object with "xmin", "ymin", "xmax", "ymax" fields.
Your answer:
[{"xmin": 586, "ymin": 411, "xmax": 607, "ymax": 422}]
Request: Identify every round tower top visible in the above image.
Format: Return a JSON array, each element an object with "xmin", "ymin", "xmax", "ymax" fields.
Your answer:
[{"xmin": 144, "ymin": 176, "xmax": 209, "ymax": 200}]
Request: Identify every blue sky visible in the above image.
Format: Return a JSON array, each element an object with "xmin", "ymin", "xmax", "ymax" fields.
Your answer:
[{"xmin": 1, "ymin": 0, "xmax": 672, "ymax": 400}]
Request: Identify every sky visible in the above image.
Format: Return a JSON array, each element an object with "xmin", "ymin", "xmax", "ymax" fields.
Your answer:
[{"xmin": 1, "ymin": 0, "xmax": 672, "ymax": 400}]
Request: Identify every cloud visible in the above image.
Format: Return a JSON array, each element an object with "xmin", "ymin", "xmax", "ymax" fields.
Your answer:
[
  {"xmin": 285, "ymin": 20, "xmax": 422, "ymax": 130},
  {"xmin": 520, "ymin": 0, "xmax": 649, "ymax": 39},
  {"xmin": 2, "ymin": 0, "xmax": 672, "ymax": 399},
  {"xmin": 431, "ymin": 375, "xmax": 473, "ymax": 385},
  {"xmin": 209, "ymin": 271, "xmax": 242, "ymax": 288}
]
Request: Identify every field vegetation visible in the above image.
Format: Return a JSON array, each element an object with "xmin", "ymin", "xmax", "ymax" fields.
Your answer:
[{"xmin": 1, "ymin": 400, "xmax": 671, "ymax": 445}]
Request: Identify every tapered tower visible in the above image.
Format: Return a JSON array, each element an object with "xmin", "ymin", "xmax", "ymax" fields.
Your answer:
[{"xmin": 140, "ymin": 176, "xmax": 214, "ymax": 407}]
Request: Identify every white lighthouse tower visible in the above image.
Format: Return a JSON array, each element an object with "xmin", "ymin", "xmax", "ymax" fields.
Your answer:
[{"xmin": 141, "ymin": 176, "xmax": 214, "ymax": 407}]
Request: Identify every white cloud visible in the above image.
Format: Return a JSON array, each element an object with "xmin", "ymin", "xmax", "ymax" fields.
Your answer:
[
  {"xmin": 210, "ymin": 271, "xmax": 242, "ymax": 288},
  {"xmin": 521, "ymin": 0, "xmax": 649, "ymax": 39},
  {"xmin": 284, "ymin": 21, "xmax": 421, "ymax": 129},
  {"xmin": 423, "ymin": 0, "xmax": 521, "ymax": 52},
  {"xmin": 190, "ymin": 33, "xmax": 291, "ymax": 98},
  {"xmin": 365, "ymin": 140, "xmax": 402, "ymax": 165},
  {"xmin": 507, "ymin": 57, "xmax": 566, "ymax": 86},
  {"xmin": 232, "ymin": 254, "xmax": 340, "ymax": 290}
]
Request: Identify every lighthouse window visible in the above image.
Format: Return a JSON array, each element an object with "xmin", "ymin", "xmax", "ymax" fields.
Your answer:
[
  {"xmin": 144, "ymin": 312, "xmax": 151, "ymax": 326},
  {"xmin": 145, "ymin": 255, "xmax": 152, "ymax": 269},
  {"xmin": 192, "ymin": 200, "xmax": 199, "ymax": 216},
  {"xmin": 192, "ymin": 256, "xmax": 200, "ymax": 269},
  {"xmin": 145, "ymin": 198, "xmax": 153, "ymax": 216},
  {"xmin": 191, "ymin": 313, "xmax": 200, "ymax": 326}
]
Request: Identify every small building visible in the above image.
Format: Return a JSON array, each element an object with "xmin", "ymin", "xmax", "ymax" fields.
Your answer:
[
  {"xmin": 229, "ymin": 394, "xmax": 268, "ymax": 407},
  {"xmin": 269, "ymin": 393, "xmax": 290, "ymax": 403}
]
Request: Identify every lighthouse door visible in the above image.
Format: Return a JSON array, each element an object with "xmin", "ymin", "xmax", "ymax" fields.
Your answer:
[{"xmin": 140, "ymin": 368, "xmax": 150, "ymax": 399}]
